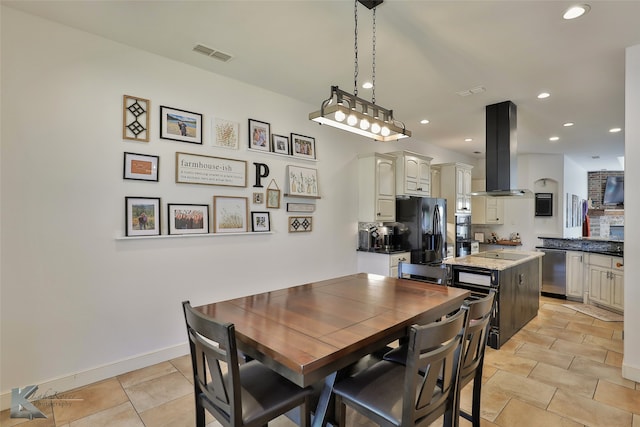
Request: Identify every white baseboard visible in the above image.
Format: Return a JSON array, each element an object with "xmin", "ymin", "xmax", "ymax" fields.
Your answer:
[
  {"xmin": 622, "ymin": 361, "xmax": 640, "ymax": 383},
  {"xmin": 0, "ymin": 343, "xmax": 189, "ymax": 411}
]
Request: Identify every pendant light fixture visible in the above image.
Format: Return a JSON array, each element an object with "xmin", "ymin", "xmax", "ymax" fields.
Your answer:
[{"xmin": 309, "ymin": 0, "xmax": 411, "ymax": 141}]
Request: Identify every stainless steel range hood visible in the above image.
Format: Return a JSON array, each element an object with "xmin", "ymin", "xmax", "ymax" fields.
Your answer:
[{"xmin": 471, "ymin": 100, "xmax": 532, "ymax": 197}]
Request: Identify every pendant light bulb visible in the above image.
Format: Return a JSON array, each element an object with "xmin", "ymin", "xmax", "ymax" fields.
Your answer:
[
  {"xmin": 381, "ymin": 126, "xmax": 391, "ymax": 137},
  {"xmin": 371, "ymin": 122, "xmax": 381, "ymax": 134},
  {"xmin": 347, "ymin": 114, "xmax": 358, "ymax": 126},
  {"xmin": 334, "ymin": 110, "xmax": 346, "ymax": 122},
  {"xmin": 360, "ymin": 118, "xmax": 370, "ymax": 130}
]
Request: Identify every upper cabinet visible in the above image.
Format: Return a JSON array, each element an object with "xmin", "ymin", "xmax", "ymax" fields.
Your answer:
[
  {"xmin": 436, "ymin": 162, "xmax": 473, "ymax": 222},
  {"xmin": 389, "ymin": 151, "xmax": 433, "ymax": 197},
  {"xmin": 358, "ymin": 153, "xmax": 396, "ymax": 222},
  {"xmin": 471, "ymin": 179, "xmax": 504, "ymax": 224}
]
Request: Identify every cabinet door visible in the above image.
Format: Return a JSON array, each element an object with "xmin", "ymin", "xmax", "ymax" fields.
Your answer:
[
  {"xmin": 376, "ymin": 156, "xmax": 395, "ymax": 221},
  {"xmin": 417, "ymin": 158, "xmax": 431, "ymax": 195},
  {"xmin": 588, "ymin": 266, "xmax": 610, "ymax": 305},
  {"xmin": 611, "ymin": 271, "xmax": 624, "ymax": 310},
  {"xmin": 485, "ymin": 198, "xmax": 503, "ymax": 224},
  {"xmin": 566, "ymin": 251, "xmax": 583, "ymax": 299}
]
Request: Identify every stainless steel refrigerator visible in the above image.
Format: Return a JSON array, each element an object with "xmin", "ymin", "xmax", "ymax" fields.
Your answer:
[{"xmin": 393, "ymin": 197, "xmax": 447, "ymax": 264}]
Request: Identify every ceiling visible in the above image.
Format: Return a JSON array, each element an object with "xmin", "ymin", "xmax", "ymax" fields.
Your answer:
[{"xmin": 5, "ymin": 0, "xmax": 640, "ymax": 171}]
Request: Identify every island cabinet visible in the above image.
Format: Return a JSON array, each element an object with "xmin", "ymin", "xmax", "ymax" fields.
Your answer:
[
  {"xmin": 565, "ymin": 251, "xmax": 585, "ymax": 301},
  {"xmin": 358, "ymin": 153, "xmax": 396, "ymax": 222},
  {"xmin": 587, "ymin": 253, "xmax": 624, "ymax": 312},
  {"xmin": 436, "ymin": 162, "xmax": 473, "ymax": 223},
  {"xmin": 390, "ymin": 151, "xmax": 432, "ymax": 197}
]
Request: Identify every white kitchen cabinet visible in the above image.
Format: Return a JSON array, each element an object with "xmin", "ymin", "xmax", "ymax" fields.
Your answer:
[
  {"xmin": 435, "ymin": 162, "xmax": 473, "ymax": 223},
  {"xmin": 565, "ymin": 251, "xmax": 584, "ymax": 301},
  {"xmin": 587, "ymin": 253, "xmax": 624, "ymax": 312},
  {"xmin": 390, "ymin": 151, "xmax": 432, "ymax": 197},
  {"xmin": 472, "ymin": 196, "xmax": 504, "ymax": 224},
  {"xmin": 358, "ymin": 153, "xmax": 396, "ymax": 222},
  {"xmin": 357, "ymin": 251, "xmax": 410, "ymax": 277},
  {"xmin": 430, "ymin": 166, "xmax": 441, "ymax": 198}
]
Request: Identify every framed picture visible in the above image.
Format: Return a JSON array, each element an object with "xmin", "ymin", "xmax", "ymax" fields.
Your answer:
[
  {"xmin": 212, "ymin": 117, "xmax": 239, "ymax": 150},
  {"xmin": 271, "ymin": 134, "xmax": 289, "ymax": 155},
  {"xmin": 288, "ymin": 216, "xmax": 312, "ymax": 233},
  {"xmin": 266, "ymin": 188, "xmax": 280, "ymax": 209},
  {"xmin": 123, "ymin": 152, "xmax": 159, "ymax": 181},
  {"xmin": 287, "ymin": 203, "xmax": 316, "ymax": 213},
  {"xmin": 176, "ymin": 152, "xmax": 247, "ymax": 187},
  {"xmin": 248, "ymin": 119, "xmax": 270, "ymax": 151},
  {"xmin": 253, "ymin": 192, "xmax": 264, "ymax": 204},
  {"xmin": 167, "ymin": 204, "xmax": 209, "ymax": 235},
  {"xmin": 251, "ymin": 211, "xmax": 271, "ymax": 232},
  {"xmin": 123, "ymin": 95, "xmax": 150, "ymax": 142},
  {"xmin": 286, "ymin": 165, "xmax": 319, "ymax": 198},
  {"xmin": 290, "ymin": 133, "xmax": 316, "ymax": 160},
  {"xmin": 125, "ymin": 197, "xmax": 160, "ymax": 236},
  {"xmin": 214, "ymin": 196, "xmax": 248, "ymax": 233},
  {"xmin": 160, "ymin": 106, "xmax": 202, "ymax": 144}
]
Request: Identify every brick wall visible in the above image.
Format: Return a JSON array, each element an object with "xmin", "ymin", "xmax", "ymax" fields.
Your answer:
[{"xmin": 587, "ymin": 170, "xmax": 624, "ymax": 237}]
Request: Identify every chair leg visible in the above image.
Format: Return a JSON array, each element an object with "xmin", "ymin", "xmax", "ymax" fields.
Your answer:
[
  {"xmin": 471, "ymin": 375, "xmax": 482, "ymax": 427},
  {"xmin": 300, "ymin": 396, "xmax": 310, "ymax": 427},
  {"xmin": 334, "ymin": 396, "xmax": 346, "ymax": 427},
  {"xmin": 195, "ymin": 398, "xmax": 206, "ymax": 427}
]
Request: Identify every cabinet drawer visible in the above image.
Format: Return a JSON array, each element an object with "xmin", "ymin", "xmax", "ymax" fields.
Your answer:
[
  {"xmin": 588, "ymin": 254, "xmax": 612, "ymax": 269},
  {"xmin": 390, "ymin": 252, "xmax": 410, "ymax": 267},
  {"xmin": 612, "ymin": 257, "xmax": 624, "ymax": 271}
]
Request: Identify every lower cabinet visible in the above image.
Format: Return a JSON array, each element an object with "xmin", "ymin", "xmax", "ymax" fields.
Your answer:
[
  {"xmin": 587, "ymin": 253, "xmax": 624, "ymax": 312},
  {"xmin": 565, "ymin": 251, "xmax": 584, "ymax": 301},
  {"xmin": 357, "ymin": 251, "xmax": 410, "ymax": 277}
]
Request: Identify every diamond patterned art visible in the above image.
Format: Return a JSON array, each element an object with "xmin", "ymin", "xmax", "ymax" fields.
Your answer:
[
  {"xmin": 123, "ymin": 95, "xmax": 150, "ymax": 142},
  {"xmin": 288, "ymin": 216, "xmax": 312, "ymax": 232}
]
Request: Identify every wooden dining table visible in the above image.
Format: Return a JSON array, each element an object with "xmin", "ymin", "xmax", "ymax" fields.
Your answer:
[{"xmin": 195, "ymin": 272, "xmax": 470, "ymax": 427}]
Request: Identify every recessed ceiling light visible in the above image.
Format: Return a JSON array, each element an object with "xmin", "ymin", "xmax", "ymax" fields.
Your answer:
[
  {"xmin": 362, "ymin": 81, "xmax": 373, "ymax": 89},
  {"xmin": 563, "ymin": 4, "xmax": 591, "ymax": 20},
  {"xmin": 537, "ymin": 92, "xmax": 550, "ymax": 99},
  {"xmin": 549, "ymin": 136, "xmax": 559, "ymax": 142},
  {"xmin": 420, "ymin": 119, "xmax": 430, "ymax": 124},
  {"xmin": 465, "ymin": 138, "xmax": 473, "ymax": 142},
  {"xmin": 563, "ymin": 122, "xmax": 574, "ymax": 127},
  {"xmin": 609, "ymin": 127, "xmax": 622, "ymax": 133}
]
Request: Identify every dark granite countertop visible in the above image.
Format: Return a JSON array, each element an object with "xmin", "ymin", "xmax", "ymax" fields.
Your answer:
[{"xmin": 537, "ymin": 237, "xmax": 623, "ymax": 257}]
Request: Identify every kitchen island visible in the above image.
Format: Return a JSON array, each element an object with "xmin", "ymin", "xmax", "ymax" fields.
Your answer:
[{"xmin": 444, "ymin": 250, "xmax": 544, "ymax": 349}]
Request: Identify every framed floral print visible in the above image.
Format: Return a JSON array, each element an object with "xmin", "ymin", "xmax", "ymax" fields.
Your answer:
[{"xmin": 213, "ymin": 196, "xmax": 248, "ymax": 233}]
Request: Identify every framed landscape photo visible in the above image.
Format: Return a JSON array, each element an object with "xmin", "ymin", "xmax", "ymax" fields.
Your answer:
[
  {"xmin": 271, "ymin": 134, "xmax": 289, "ymax": 155},
  {"xmin": 123, "ymin": 152, "xmax": 159, "ymax": 182},
  {"xmin": 251, "ymin": 211, "xmax": 271, "ymax": 232},
  {"xmin": 160, "ymin": 106, "xmax": 202, "ymax": 144},
  {"xmin": 167, "ymin": 204, "xmax": 209, "ymax": 235},
  {"xmin": 290, "ymin": 133, "xmax": 316, "ymax": 160},
  {"xmin": 248, "ymin": 119, "xmax": 270, "ymax": 151},
  {"xmin": 125, "ymin": 197, "xmax": 161, "ymax": 236},
  {"xmin": 213, "ymin": 196, "xmax": 248, "ymax": 233},
  {"xmin": 212, "ymin": 117, "xmax": 240, "ymax": 150},
  {"xmin": 286, "ymin": 165, "xmax": 319, "ymax": 198}
]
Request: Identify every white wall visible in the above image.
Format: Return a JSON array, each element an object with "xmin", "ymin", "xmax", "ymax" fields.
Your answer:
[
  {"xmin": 623, "ymin": 44, "xmax": 640, "ymax": 381},
  {"xmin": 0, "ymin": 7, "xmax": 476, "ymax": 405}
]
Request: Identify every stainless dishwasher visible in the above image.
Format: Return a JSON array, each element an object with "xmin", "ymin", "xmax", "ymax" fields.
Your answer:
[{"xmin": 539, "ymin": 248, "xmax": 566, "ymax": 298}]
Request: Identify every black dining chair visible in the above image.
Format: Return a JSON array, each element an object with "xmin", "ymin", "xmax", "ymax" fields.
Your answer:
[
  {"xmin": 398, "ymin": 261, "xmax": 449, "ymax": 285},
  {"xmin": 381, "ymin": 291, "xmax": 496, "ymax": 427},
  {"xmin": 182, "ymin": 301, "xmax": 313, "ymax": 427},
  {"xmin": 331, "ymin": 307, "xmax": 468, "ymax": 427},
  {"xmin": 455, "ymin": 290, "xmax": 496, "ymax": 427}
]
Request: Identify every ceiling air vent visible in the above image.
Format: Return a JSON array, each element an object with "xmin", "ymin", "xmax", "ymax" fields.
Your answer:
[{"xmin": 192, "ymin": 44, "xmax": 233, "ymax": 62}]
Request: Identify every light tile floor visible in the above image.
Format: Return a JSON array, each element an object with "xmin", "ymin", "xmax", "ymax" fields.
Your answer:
[{"xmin": 2, "ymin": 297, "xmax": 638, "ymax": 427}]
